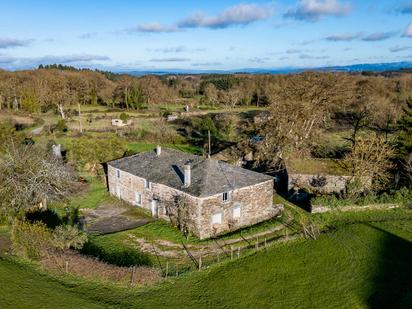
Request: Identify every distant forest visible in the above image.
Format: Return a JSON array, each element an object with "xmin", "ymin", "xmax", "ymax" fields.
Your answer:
[{"xmin": 0, "ymin": 65, "xmax": 411, "ymax": 117}]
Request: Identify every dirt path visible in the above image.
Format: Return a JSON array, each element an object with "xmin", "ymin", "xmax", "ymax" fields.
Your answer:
[
  {"xmin": 83, "ymin": 203, "xmax": 153, "ymax": 234},
  {"xmin": 125, "ymin": 223, "xmax": 290, "ymax": 259},
  {"xmin": 0, "ymin": 234, "xmax": 11, "ymax": 257}
]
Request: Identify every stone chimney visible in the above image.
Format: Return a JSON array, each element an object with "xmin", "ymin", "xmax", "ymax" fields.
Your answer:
[
  {"xmin": 184, "ymin": 164, "xmax": 191, "ymax": 187},
  {"xmin": 156, "ymin": 145, "xmax": 161, "ymax": 156}
]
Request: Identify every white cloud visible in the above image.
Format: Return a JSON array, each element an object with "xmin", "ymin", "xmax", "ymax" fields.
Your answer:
[
  {"xmin": 146, "ymin": 46, "xmax": 206, "ymax": 53},
  {"xmin": 299, "ymin": 54, "xmax": 329, "ymax": 59},
  {"xmin": 0, "ymin": 38, "xmax": 32, "ymax": 49},
  {"xmin": 128, "ymin": 23, "xmax": 178, "ymax": 33},
  {"xmin": 0, "ymin": 54, "xmax": 111, "ymax": 69},
  {"xmin": 325, "ymin": 32, "xmax": 362, "ymax": 41},
  {"xmin": 403, "ymin": 22, "xmax": 412, "ymax": 37},
  {"xmin": 284, "ymin": 0, "xmax": 351, "ymax": 22},
  {"xmin": 390, "ymin": 45, "xmax": 412, "ymax": 52},
  {"xmin": 130, "ymin": 3, "xmax": 273, "ymax": 33},
  {"xmin": 149, "ymin": 57, "xmax": 190, "ymax": 62},
  {"xmin": 178, "ymin": 3, "xmax": 273, "ymax": 29},
  {"xmin": 78, "ymin": 32, "xmax": 98, "ymax": 39},
  {"xmin": 362, "ymin": 32, "xmax": 397, "ymax": 41}
]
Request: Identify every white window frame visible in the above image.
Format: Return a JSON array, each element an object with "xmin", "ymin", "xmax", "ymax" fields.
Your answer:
[
  {"xmin": 212, "ymin": 212, "xmax": 223, "ymax": 224},
  {"xmin": 222, "ymin": 192, "xmax": 230, "ymax": 202},
  {"xmin": 144, "ymin": 179, "xmax": 151, "ymax": 189},
  {"xmin": 134, "ymin": 192, "xmax": 142, "ymax": 206},
  {"xmin": 233, "ymin": 204, "xmax": 241, "ymax": 219},
  {"xmin": 116, "ymin": 169, "xmax": 121, "ymax": 178}
]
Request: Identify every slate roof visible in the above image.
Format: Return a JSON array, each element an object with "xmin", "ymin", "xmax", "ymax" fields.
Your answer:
[{"xmin": 107, "ymin": 148, "xmax": 273, "ymax": 198}]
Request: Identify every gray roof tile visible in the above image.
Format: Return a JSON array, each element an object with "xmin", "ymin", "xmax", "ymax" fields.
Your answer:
[{"xmin": 108, "ymin": 148, "xmax": 273, "ymax": 197}]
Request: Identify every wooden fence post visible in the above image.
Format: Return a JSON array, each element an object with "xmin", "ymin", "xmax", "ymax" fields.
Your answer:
[
  {"xmin": 230, "ymin": 246, "xmax": 233, "ymax": 260},
  {"xmin": 131, "ymin": 266, "xmax": 136, "ymax": 285},
  {"xmin": 65, "ymin": 261, "xmax": 69, "ymax": 274},
  {"xmin": 199, "ymin": 256, "xmax": 202, "ymax": 270},
  {"xmin": 264, "ymin": 237, "xmax": 267, "ymax": 249},
  {"xmin": 237, "ymin": 247, "xmax": 240, "ymax": 258},
  {"xmin": 165, "ymin": 262, "xmax": 169, "ymax": 278}
]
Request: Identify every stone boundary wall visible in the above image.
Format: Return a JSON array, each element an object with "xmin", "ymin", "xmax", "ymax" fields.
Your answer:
[
  {"xmin": 311, "ymin": 203, "xmax": 400, "ymax": 214},
  {"xmin": 288, "ymin": 173, "xmax": 351, "ymax": 195}
]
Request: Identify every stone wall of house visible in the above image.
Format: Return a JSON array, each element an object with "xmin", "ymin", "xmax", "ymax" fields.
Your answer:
[
  {"xmin": 197, "ymin": 180, "xmax": 276, "ymax": 239},
  {"xmin": 108, "ymin": 165, "xmax": 277, "ymax": 239},
  {"xmin": 288, "ymin": 173, "xmax": 351, "ymax": 195},
  {"xmin": 108, "ymin": 165, "xmax": 202, "ymax": 236}
]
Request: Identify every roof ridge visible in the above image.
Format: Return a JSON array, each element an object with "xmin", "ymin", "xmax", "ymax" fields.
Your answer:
[{"xmin": 196, "ymin": 159, "xmax": 211, "ymax": 196}]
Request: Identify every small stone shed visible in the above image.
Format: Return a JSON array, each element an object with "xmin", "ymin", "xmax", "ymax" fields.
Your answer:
[{"xmin": 107, "ymin": 147, "xmax": 277, "ymax": 239}]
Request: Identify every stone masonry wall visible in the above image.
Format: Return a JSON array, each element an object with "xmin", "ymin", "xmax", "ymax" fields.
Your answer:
[
  {"xmin": 288, "ymin": 173, "xmax": 351, "ymax": 195},
  {"xmin": 108, "ymin": 165, "xmax": 276, "ymax": 239},
  {"xmin": 197, "ymin": 180, "xmax": 275, "ymax": 239}
]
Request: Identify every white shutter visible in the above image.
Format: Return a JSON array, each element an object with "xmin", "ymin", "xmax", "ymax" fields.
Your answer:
[{"xmin": 212, "ymin": 212, "xmax": 222, "ymax": 224}]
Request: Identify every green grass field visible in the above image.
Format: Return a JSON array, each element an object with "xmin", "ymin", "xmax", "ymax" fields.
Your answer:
[{"xmin": 1, "ymin": 217, "xmax": 411, "ymax": 308}]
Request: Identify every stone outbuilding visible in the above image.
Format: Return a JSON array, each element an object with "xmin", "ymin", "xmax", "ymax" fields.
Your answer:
[{"xmin": 107, "ymin": 147, "xmax": 278, "ymax": 239}]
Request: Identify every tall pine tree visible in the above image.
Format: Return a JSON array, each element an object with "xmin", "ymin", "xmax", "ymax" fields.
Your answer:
[{"xmin": 398, "ymin": 98, "xmax": 412, "ymax": 158}]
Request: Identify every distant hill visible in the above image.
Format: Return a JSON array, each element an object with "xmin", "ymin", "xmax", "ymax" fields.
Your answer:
[{"xmin": 121, "ymin": 61, "xmax": 412, "ymax": 76}]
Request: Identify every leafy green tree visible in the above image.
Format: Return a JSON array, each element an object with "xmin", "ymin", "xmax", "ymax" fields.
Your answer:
[
  {"xmin": 119, "ymin": 112, "xmax": 130, "ymax": 123},
  {"xmin": 67, "ymin": 136, "xmax": 127, "ymax": 173},
  {"xmin": 0, "ymin": 120, "xmax": 24, "ymax": 154},
  {"xmin": 398, "ymin": 98, "xmax": 412, "ymax": 158}
]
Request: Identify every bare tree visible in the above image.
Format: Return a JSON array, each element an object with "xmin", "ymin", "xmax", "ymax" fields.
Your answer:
[
  {"xmin": 164, "ymin": 195, "xmax": 193, "ymax": 239},
  {"xmin": 342, "ymin": 135, "xmax": 395, "ymax": 195},
  {"xmin": 0, "ymin": 142, "xmax": 76, "ymax": 220}
]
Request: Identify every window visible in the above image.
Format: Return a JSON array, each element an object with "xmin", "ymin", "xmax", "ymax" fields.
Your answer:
[
  {"xmin": 116, "ymin": 169, "xmax": 120, "ymax": 178},
  {"xmin": 233, "ymin": 205, "xmax": 241, "ymax": 219},
  {"xmin": 212, "ymin": 212, "xmax": 222, "ymax": 224},
  {"xmin": 135, "ymin": 192, "xmax": 142, "ymax": 206},
  {"xmin": 223, "ymin": 192, "xmax": 229, "ymax": 202},
  {"xmin": 144, "ymin": 179, "xmax": 151, "ymax": 189}
]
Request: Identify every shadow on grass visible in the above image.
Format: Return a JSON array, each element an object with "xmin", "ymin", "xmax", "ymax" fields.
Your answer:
[{"xmin": 367, "ymin": 224, "xmax": 412, "ymax": 308}]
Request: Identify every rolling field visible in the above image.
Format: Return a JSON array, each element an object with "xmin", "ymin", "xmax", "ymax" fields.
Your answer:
[{"xmin": 1, "ymin": 218, "xmax": 411, "ymax": 308}]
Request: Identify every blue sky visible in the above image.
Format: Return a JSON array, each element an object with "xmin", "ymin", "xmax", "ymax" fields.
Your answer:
[{"xmin": 0, "ymin": 0, "xmax": 412, "ymax": 71}]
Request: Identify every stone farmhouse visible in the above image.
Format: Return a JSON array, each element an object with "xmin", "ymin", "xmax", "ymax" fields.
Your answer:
[{"xmin": 107, "ymin": 146, "xmax": 278, "ymax": 239}]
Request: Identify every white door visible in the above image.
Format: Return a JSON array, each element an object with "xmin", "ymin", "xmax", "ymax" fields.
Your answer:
[
  {"xmin": 116, "ymin": 186, "xmax": 121, "ymax": 198},
  {"xmin": 151, "ymin": 200, "xmax": 158, "ymax": 217}
]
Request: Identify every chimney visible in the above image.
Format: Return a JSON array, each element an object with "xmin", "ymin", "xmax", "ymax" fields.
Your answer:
[
  {"xmin": 184, "ymin": 164, "xmax": 191, "ymax": 187},
  {"xmin": 156, "ymin": 145, "xmax": 161, "ymax": 156}
]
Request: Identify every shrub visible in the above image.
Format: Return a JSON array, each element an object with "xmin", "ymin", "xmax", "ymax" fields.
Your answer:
[
  {"xmin": 311, "ymin": 187, "xmax": 412, "ymax": 209},
  {"xmin": 56, "ymin": 119, "xmax": 68, "ymax": 132},
  {"xmin": 81, "ymin": 239, "xmax": 151, "ymax": 267},
  {"xmin": 67, "ymin": 136, "xmax": 127, "ymax": 172},
  {"xmin": 11, "ymin": 220, "xmax": 87, "ymax": 260},
  {"xmin": 11, "ymin": 220, "xmax": 52, "ymax": 260},
  {"xmin": 119, "ymin": 112, "xmax": 130, "ymax": 123},
  {"xmin": 52, "ymin": 225, "xmax": 87, "ymax": 250}
]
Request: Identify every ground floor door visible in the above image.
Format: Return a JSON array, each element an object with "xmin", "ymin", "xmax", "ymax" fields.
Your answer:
[
  {"xmin": 116, "ymin": 185, "xmax": 121, "ymax": 198},
  {"xmin": 151, "ymin": 200, "xmax": 158, "ymax": 217}
]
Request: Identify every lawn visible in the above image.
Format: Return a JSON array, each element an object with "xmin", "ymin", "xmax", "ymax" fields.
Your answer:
[
  {"xmin": 1, "ymin": 217, "xmax": 411, "ymax": 308},
  {"xmin": 69, "ymin": 176, "xmax": 110, "ymax": 210}
]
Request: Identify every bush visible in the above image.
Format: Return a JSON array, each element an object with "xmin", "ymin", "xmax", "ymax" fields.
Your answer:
[
  {"xmin": 311, "ymin": 187, "xmax": 412, "ymax": 209},
  {"xmin": 81, "ymin": 238, "xmax": 151, "ymax": 267},
  {"xmin": 11, "ymin": 221, "xmax": 51, "ymax": 260},
  {"xmin": 11, "ymin": 220, "xmax": 87, "ymax": 260},
  {"xmin": 56, "ymin": 119, "xmax": 68, "ymax": 132},
  {"xmin": 52, "ymin": 225, "xmax": 87, "ymax": 250},
  {"xmin": 119, "ymin": 112, "xmax": 130, "ymax": 123},
  {"xmin": 67, "ymin": 136, "xmax": 128, "ymax": 172}
]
